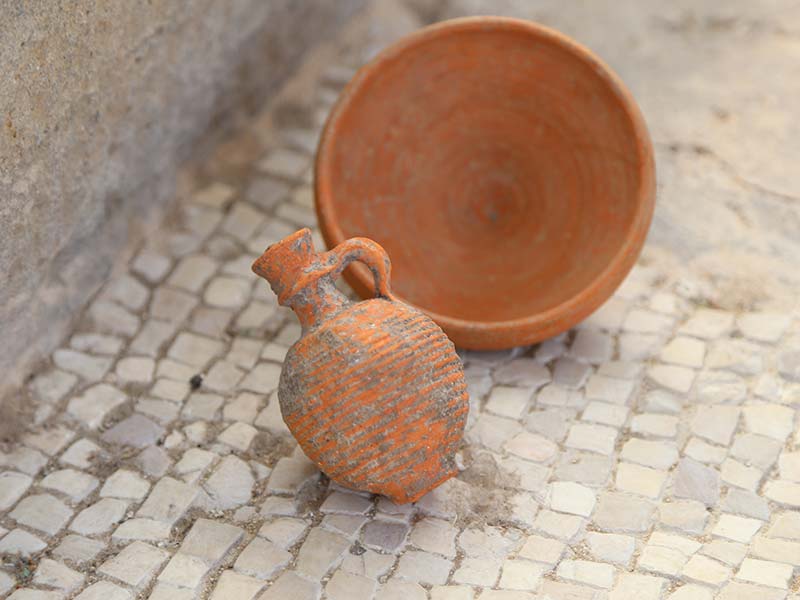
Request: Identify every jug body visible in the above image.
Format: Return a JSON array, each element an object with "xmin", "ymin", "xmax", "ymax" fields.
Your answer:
[{"xmin": 253, "ymin": 228, "xmax": 468, "ymax": 503}]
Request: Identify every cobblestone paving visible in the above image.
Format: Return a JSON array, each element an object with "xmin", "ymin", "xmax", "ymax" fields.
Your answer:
[{"xmin": 2, "ymin": 2, "xmax": 800, "ymax": 599}]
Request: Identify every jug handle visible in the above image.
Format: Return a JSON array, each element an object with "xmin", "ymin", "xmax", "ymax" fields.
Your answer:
[{"xmin": 323, "ymin": 238, "xmax": 392, "ymax": 299}]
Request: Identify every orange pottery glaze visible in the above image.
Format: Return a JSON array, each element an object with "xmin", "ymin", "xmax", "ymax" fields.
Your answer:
[
  {"xmin": 252, "ymin": 228, "xmax": 468, "ymax": 503},
  {"xmin": 315, "ymin": 16, "xmax": 656, "ymax": 350}
]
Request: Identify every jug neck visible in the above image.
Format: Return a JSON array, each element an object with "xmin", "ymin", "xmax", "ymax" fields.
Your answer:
[
  {"xmin": 285, "ymin": 277, "xmax": 351, "ymax": 332},
  {"xmin": 252, "ymin": 229, "xmax": 350, "ymax": 332}
]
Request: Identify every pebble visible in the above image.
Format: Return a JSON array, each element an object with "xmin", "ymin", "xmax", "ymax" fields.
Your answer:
[
  {"xmin": 406, "ymin": 518, "xmax": 456, "ymax": 558},
  {"xmin": 0, "ymin": 529, "xmax": 47, "ymax": 555},
  {"xmin": 132, "ymin": 249, "xmax": 172, "ymax": 282},
  {"xmin": 239, "ymin": 362, "xmax": 282, "ymax": 393},
  {"xmin": 325, "ymin": 570, "xmax": 377, "ymax": 600},
  {"xmin": 137, "ymin": 477, "xmax": 197, "ymax": 524},
  {"xmin": 295, "ymin": 527, "xmax": 350, "ymax": 579},
  {"xmin": 394, "ymin": 550, "xmax": 453, "ymax": 585},
  {"xmin": 753, "ymin": 536, "xmax": 800, "ymax": 569},
  {"xmin": 0, "ymin": 471, "xmax": 32, "ymax": 510},
  {"xmin": 67, "ymin": 383, "xmax": 126, "ymax": 428},
  {"xmin": 70, "ymin": 498, "xmax": 128, "ymax": 535},
  {"xmin": 168, "ymin": 254, "xmax": 217, "ymax": 292},
  {"xmin": 720, "ymin": 459, "xmax": 762, "ymax": 492},
  {"xmin": 586, "ymin": 532, "xmax": 636, "ymax": 565},
  {"xmin": 267, "ymin": 455, "xmax": 319, "ymax": 494},
  {"xmin": 556, "ymin": 559, "xmax": 615, "ymax": 589},
  {"xmin": 28, "ymin": 369, "xmax": 78, "ymax": 404},
  {"xmin": 217, "ymin": 421, "xmax": 258, "ymax": 451},
  {"xmin": 555, "ymin": 452, "xmax": 614, "ymax": 486},
  {"xmin": 498, "ymin": 559, "xmax": 545, "ymax": 590},
  {"xmin": 517, "ymin": 534, "xmax": 566, "ymax": 565},
  {"xmin": 98, "ymin": 541, "xmax": 168, "ymax": 588},
  {"xmin": 41, "ymin": 468, "xmax": 98, "ymax": 502},
  {"xmin": 179, "ymin": 518, "xmax": 244, "ymax": 565},
  {"xmin": 203, "ymin": 455, "xmax": 255, "ymax": 509},
  {"xmin": 682, "ymin": 554, "xmax": 732, "ymax": 586},
  {"xmin": 736, "ymin": 312, "xmax": 791, "ymax": 343},
  {"xmin": 620, "ymin": 438, "xmax": 679, "ymax": 470},
  {"xmin": 53, "ymin": 535, "xmax": 105, "ymax": 564},
  {"xmin": 112, "ymin": 518, "xmax": 172, "ymax": 543},
  {"xmin": 609, "ymin": 572, "xmax": 666, "ymax": 599},
  {"xmin": 204, "ymin": 276, "xmax": 252, "ymax": 308},
  {"xmin": 706, "ymin": 339, "xmax": 764, "ymax": 375},
  {"xmin": 701, "ymin": 539, "xmax": 748, "ymax": 566},
  {"xmin": 593, "ymin": 492, "xmax": 655, "ymax": 533},
  {"xmin": 74, "ymin": 581, "xmax": 131, "ymax": 600},
  {"xmin": 485, "ymin": 386, "xmax": 533, "ymax": 419},
  {"xmin": 658, "ymin": 499, "xmax": 708, "ymax": 534},
  {"xmin": 717, "ymin": 581, "xmax": 786, "ymax": 600},
  {"xmin": 53, "ymin": 348, "xmax": 113, "ymax": 380},
  {"xmin": 362, "ymin": 519, "xmax": 409, "ymax": 552},
  {"xmin": 89, "ymin": 300, "xmax": 140, "ymax": 337},
  {"xmin": 150, "ymin": 288, "xmax": 197, "ymax": 322},
  {"xmin": 60, "ymin": 439, "xmax": 104, "ymax": 469},
  {"xmin": 730, "ymin": 433, "xmax": 781, "ymax": 470},
  {"xmin": 493, "ymin": 358, "xmax": 551, "ymax": 389},
  {"xmin": 32, "ymin": 558, "xmax": 83, "ymax": 592},
  {"xmin": 168, "ymin": 332, "xmax": 224, "ymax": 367},
  {"xmin": 673, "ymin": 458, "xmax": 721, "ymax": 507},
  {"xmin": 668, "ymin": 584, "xmax": 714, "ymax": 600},
  {"xmin": 630, "ymin": 413, "xmax": 678, "ymax": 438},
  {"xmin": 533, "ymin": 509, "xmax": 584, "ymax": 541},
  {"xmin": 100, "ymin": 469, "xmax": 150, "ymax": 501},
  {"xmin": 115, "ymin": 356, "xmax": 155, "ymax": 382},
  {"xmin": 565, "ymin": 423, "xmax": 618, "ymax": 454},
  {"xmin": 736, "ymin": 558, "xmax": 792, "ymax": 589},
  {"xmin": 582, "ymin": 401, "xmax": 629, "ymax": 427},
  {"xmin": 208, "ymin": 570, "xmax": 264, "ymax": 600},
  {"xmin": 377, "ymin": 581, "xmax": 428, "ymax": 600},
  {"xmin": 157, "ymin": 553, "xmax": 209, "ymax": 589},
  {"xmin": 693, "ymin": 371, "xmax": 747, "ymax": 404},
  {"xmin": 763, "ymin": 480, "xmax": 800, "ymax": 507},
  {"xmin": 679, "ymin": 309, "xmax": 734, "ymax": 339},
  {"xmin": 234, "ymin": 537, "xmax": 291, "ymax": 579},
  {"xmin": 713, "ymin": 514, "xmax": 763, "ymax": 543},
  {"xmin": 721, "ymin": 488, "xmax": 771, "ymax": 521},
  {"xmin": 549, "ymin": 481, "xmax": 596, "ymax": 516},
  {"xmin": 258, "ymin": 517, "xmax": 308, "ymax": 549},
  {"xmin": 741, "ymin": 404, "xmax": 795, "ymax": 441},
  {"xmin": 648, "ymin": 364, "xmax": 695, "ymax": 393},
  {"xmin": 430, "ymin": 586, "xmax": 476, "ymax": 600},
  {"xmin": 623, "ymin": 309, "xmax": 674, "ymax": 334},
  {"xmin": 553, "ymin": 358, "xmax": 593, "ymax": 389},
  {"xmin": 102, "ymin": 414, "xmax": 164, "ymax": 448},
  {"xmin": 616, "ymin": 462, "xmax": 667, "ymax": 499},
  {"xmin": 570, "ymin": 329, "xmax": 614, "ymax": 363},
  {"xmin": 505, "ymin": 431, "xmax": 558, "ymax": 463},
  {"xmin": 779, "ymin": 451, "xmax": 800, "ymax": 481},
  {"xmin": 10, "ymin": 494, "xmax": 72, "ymax": 535},
  {"xmin": 660, "ymin": 336, "xmax": 706, "ymax": 368}
]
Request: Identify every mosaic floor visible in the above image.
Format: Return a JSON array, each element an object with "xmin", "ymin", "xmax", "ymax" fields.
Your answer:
[{"xmin": 1, "ymin": 1, "xmax": 799, "ymax": 599}]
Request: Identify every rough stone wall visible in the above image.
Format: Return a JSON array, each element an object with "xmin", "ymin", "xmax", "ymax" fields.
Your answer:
[{"xmin": 0, "ymin": 0, "xmax": 364, "ymax": 390}]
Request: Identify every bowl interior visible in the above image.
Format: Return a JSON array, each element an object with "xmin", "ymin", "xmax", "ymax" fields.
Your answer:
[{"xmin": 318, "ymin": 21, "xmax": 648, "ymax": 325}]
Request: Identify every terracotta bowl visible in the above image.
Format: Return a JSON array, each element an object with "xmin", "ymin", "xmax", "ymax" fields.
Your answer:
[{"xmin": 315, "ymin": 17, "xmax": 655, "ymax": 350}]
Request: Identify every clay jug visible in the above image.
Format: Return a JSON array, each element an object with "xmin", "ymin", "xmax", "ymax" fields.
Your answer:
[{"xmin": 252, "ymin": 228, "xmax": 468, "ymax": 503}]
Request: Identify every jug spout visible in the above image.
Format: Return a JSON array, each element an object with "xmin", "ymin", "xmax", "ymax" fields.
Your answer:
[
  {"xmin": 252, "ymin": 228, "xmax": 353, "ymax": 331},
  {"xmin": 252, "ymin": 228, "xmax": 316, "ymax": 305}
]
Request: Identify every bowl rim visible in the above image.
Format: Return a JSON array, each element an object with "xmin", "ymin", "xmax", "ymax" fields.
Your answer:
[{"xmin": 315, "ymin": 16, "xmax": 656, "ymax": 349}]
